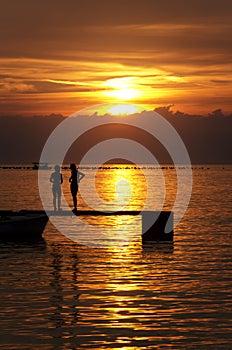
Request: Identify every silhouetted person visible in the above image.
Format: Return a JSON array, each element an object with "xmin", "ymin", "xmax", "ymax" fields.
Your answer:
[
  {"xmin": 50, "ymin": 165, "xmax": 63, "ymax": 211},
  {"xmin": 69, "ymin": 163, "xmax": 85, "ymax": 210}
]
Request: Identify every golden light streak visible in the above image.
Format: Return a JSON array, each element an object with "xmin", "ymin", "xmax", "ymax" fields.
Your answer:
[{"xmin": 1, "ymin": 56, "xmax": 232, "ymax": 115}]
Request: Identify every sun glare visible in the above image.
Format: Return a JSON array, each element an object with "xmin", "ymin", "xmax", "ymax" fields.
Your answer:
[
  {"xmin": 78, "ymin": 102, "xmax": 148, "ymax": 117},
  {"xmin": 107, "ymin": 104, "xmax": 142, "ymax": 115},
  {"xmin": 102, "ymin": 77, "xmax": 142, "ymax": 101}
]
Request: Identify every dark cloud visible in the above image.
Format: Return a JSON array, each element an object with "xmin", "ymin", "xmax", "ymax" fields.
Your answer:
[
  {"xmin": 0, "ymin": 0, "xmax": 231, "ymax": 58},
  {"xmin": 210, "ymin": 79, "xmax": 232, "ymax": 84},
  {"xmin": 0, "ymin": 110, "xmax": 231, "ymax": 164},
  {"xmin": 1, "ymin": 0, "xmax": 231, "ymax": 28}
]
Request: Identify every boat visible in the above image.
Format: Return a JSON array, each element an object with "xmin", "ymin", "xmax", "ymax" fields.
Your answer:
[
  {"xmin": 32, "ymin": 162, "xmax": 52, "ymax": 170},
  {"xmin": 0, "ymin": 210, "xmax": 49, "ymax": 240}
]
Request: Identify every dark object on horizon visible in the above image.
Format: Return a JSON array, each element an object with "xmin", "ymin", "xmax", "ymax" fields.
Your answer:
[
  {"xmin": 32, "ymin": 162, "xmax": 52, "ymax": 170},
  {"xmin": 0, "ymin": 210, "xmax": 49, "ymax": 240}
]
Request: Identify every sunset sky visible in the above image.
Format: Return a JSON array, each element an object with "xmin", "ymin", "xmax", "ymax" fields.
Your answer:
[{"xmin": 0, "ymin": 0, "xmax": 231, "ymax": 116}]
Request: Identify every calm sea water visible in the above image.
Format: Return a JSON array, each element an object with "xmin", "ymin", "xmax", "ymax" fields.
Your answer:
[{"xmin": 0, "ymin": 165, "xmax": 231, "ymax": 349}]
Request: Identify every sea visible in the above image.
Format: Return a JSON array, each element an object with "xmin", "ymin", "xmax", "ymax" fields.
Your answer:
[{"xmin": 0, "ymin": 164, "xmax": 231, "ymax": 349}]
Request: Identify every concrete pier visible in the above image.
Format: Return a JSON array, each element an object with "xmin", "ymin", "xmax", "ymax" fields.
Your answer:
[
  {"xmin": 0, "ymin": 209, "xmax": 174, "ymax": 242},
  {"xmin": 141, "ymin": 211, "xmax": 173, "ymax": 243}
]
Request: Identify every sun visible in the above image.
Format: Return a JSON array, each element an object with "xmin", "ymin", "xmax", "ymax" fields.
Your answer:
[
  {"xmin": 102, "ymin": 77, "xmax": 142, "ymax": 101},
  {"xmin": 97, "ymin": 103, "xmax": 146, "ymax": 116},
  {"xmin": 79, "ymin": 102, "xmax": 147, "ymax": 116},
  {"xmin": 106, "ymin": 88, "xmax": 140, "ymax": 100},
  {"xmin": 106, "ymin": 103, "xmax": 142, "ymax": 115}
]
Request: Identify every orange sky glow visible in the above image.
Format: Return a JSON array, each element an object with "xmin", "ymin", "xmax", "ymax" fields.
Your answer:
[{"xmin": 0, "ymin": 0, "xmax": 231, "ymax": 116}]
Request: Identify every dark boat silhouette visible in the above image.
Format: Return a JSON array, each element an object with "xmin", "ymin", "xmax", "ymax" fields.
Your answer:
[
  {"xmin": 0, "ymin": 210, "xmax": 48, "ymax": 240},
  {"xmin": 32, "ymin": 162, "xmax": 52, "ymax": 170}
]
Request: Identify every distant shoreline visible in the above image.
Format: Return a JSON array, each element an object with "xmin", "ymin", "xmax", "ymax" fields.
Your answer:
[{"xmin": 0, "ymin": 163, "xmax": 231, "ymax": 170}]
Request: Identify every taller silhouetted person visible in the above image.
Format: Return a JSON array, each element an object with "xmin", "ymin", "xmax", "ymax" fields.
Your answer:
[{"xmin": 69, "ymin": 163, "xmax": 85, "ymax": 210}]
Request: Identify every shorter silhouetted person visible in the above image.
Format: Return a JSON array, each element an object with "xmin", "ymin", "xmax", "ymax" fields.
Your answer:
[
  {"xmin": 69, "ymin": 163, "xmax": 85, "ymax": 210},
  {"xmin": 50, "ymin": 165, "xmax": 63, "ymax": 211}
]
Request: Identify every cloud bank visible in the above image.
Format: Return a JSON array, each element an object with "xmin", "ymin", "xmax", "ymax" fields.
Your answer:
[{"xmin": 0, "ymin": 108, "xmax": 231, "ymax": 164}]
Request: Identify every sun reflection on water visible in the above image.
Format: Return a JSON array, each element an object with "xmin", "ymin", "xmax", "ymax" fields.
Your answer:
[
  {"xmin": 75, "ymin": 167, "xmax": 148, "ymax": 245},
  {"xmin": 94, "ymin": 167, "xmax": 147, "ymax": 211}
]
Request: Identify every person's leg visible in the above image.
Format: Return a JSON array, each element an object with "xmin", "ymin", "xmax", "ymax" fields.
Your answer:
[
  {"xmin": 72, "ymin": 192, "xmax": 77, "ymax": 208},
  {"xmin": 52, "ymin": 188, "xmax": 57, "ymax": 210},
  {"xmin": 57, "ymin": 187, "xmax": 61, "ymax": 210},
  {"xmin": 71, "ymin": 186, "xmax": 78, "ymax": 208}
]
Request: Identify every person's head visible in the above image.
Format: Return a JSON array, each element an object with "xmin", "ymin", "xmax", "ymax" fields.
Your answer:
[
  {"xmin": 70, "ymin": 163, "xmax": 77, "ymax": 170},
  {"xmin": 54, "ymin": 165, "xmax": 60, "ymax": 172}
]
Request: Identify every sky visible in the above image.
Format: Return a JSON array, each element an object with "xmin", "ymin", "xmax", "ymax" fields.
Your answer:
[{"xmin": 0, "ymin": 0, "xmax": 232, "ymax": 116}]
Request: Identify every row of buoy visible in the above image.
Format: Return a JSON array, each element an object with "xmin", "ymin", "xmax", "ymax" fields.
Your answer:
[
  {"xmin": 0, "ymin": 165, "xmax": 226, "ymax": 170},
  {"xmin": 0, "ymin": 166, "xmax": 35, "ymax": 170}
]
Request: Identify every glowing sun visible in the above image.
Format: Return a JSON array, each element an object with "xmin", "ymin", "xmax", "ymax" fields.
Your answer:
[
  {"xmin": 102, "ymin": 77, "xmax": 142, "ymax": 101},
  {"xmin": 106, "ymin": 103, "xmax": 142, "ymax": 115},
  {"xmin": 75, "ymin": 102, "xmax": 148, "ymax": 117}
]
